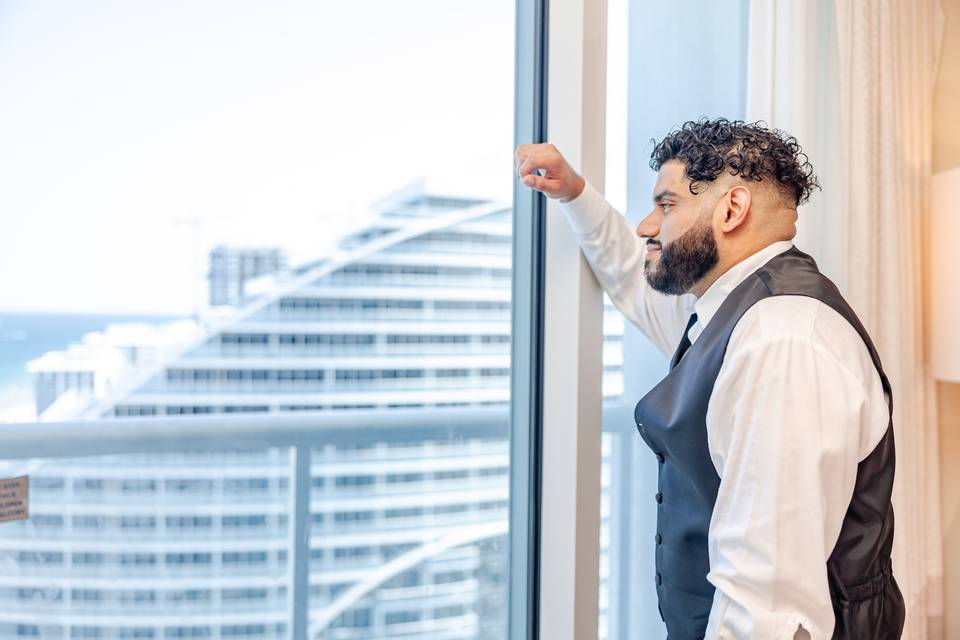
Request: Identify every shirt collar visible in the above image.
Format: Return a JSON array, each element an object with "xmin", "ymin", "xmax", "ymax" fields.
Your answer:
[{"xmin": 686, "ymin": 240, "xmax": 795, "ymax": 343}]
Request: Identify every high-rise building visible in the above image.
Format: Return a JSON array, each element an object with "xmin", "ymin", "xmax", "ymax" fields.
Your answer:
[
  {"xmin": 9, "ymin": 184, "xmax": 623, "ymax": 640},
  {"xmin": 208, "ymin": 247, "xmax": 289, "ymax": 308}
]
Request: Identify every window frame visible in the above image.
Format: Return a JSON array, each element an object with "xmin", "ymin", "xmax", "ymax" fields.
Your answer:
[
  {"xmin": 509, "ymin": 0, "xmax": 609, "ymax": 638},
  {"xmin": 507, "ymin": 0, "xmax": 549, "ymax": 636}
]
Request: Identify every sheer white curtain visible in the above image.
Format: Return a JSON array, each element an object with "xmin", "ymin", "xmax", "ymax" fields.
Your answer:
[{"xmin": 746, "ymin": 1, "xmax": 946, "ymax": 638}]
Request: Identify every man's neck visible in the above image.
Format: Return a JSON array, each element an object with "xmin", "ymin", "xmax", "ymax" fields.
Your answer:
[
  {"xmin": 688, "ymin": 240, "xmax": 790, "ymax": 299},
  {"xmin": 688, "ymin": 263, "xmax": 727, "ymax": 299}
]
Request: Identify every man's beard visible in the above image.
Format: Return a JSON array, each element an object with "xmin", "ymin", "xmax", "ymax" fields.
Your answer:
[{"xmin": 644, "ymin": 217, "xmax": 719, "ymax": 295}]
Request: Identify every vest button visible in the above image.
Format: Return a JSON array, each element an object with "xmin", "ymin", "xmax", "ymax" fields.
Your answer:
[
  {"xmin": 655, "ymin": 533, "xmax": 662, "ymax": 545},
  {"xmin": 655, "ymin": 492, "xmax": 663, "ymax": 503},
  {"xmin": 655, "ymin": 573, "xmax": 662, "ymax": 586},
  {"xmin": 655, "ymin": 452, "xmax": 665, "ymax": 464}
]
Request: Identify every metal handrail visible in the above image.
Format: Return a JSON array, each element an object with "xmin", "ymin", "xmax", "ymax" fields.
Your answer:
[{"xmin": 0, "ymin": 406, "xmax": 509, "ymax": 461}]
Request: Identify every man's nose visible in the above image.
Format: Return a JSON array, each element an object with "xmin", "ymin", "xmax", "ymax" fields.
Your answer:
[{"xmin": 636, "ymin": 210, "xmax": 660, "ymax": 240}]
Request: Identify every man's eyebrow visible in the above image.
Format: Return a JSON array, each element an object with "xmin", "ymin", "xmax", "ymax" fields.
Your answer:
[{"xmin": 653, "ymin": 190, "xmax": 679, "ymax": 203}]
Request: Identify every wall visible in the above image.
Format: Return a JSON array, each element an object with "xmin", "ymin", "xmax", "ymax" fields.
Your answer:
[{"xmin": 933, "ymin": 0, "xmax": 960, "ymax": 637}]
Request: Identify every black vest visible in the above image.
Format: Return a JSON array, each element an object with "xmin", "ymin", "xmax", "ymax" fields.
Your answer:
[{"xmin": 633, "ymin": 246, "xmax": 905, "ymax": 639}]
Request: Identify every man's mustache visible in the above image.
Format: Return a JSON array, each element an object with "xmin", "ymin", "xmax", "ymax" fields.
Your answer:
[{"xmin": 647, "ymin": 240, "xmax": 662, "ymax": 250}]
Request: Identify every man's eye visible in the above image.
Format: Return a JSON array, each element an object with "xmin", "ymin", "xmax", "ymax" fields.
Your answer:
[{"xmin": 661, "ymin": 203, "xmax": 672, "ymax": 212}]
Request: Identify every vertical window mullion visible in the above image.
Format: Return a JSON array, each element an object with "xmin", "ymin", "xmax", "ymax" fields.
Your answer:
[{"xmin": 508, "ymin": 0, "xmax": 550, "ymax": 638}]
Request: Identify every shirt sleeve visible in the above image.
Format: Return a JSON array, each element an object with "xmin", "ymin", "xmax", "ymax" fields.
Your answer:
[
  {"xmin": 557, "ymin": 179, "xmax": 690, "ymax": 358},
  {"xmin": 703, "ymin": 297, "xmax": 883, "ymax": 640}
]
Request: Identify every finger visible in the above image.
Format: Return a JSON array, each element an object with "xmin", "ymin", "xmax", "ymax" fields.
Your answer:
[
  {"xmin": 515, "ymin": 144, "xmax": 535, "ymax": 171},
  {"xmin": 517, "ymin": 155, "xmax": 543, "ymax": 179},
  {"xmin": 522, "ymin": 174, "xmax": 562, "ymax": 193}
]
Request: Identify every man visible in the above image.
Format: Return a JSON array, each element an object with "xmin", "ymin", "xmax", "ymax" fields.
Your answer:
[{"xmin": 514, "ymin": 119, "xmax": 905, "ymax": 639}]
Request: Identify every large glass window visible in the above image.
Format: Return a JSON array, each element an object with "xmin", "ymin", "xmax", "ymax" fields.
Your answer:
[{"xmin": 0, "ymin": 2, "xmax": 518, "ymax": 638}]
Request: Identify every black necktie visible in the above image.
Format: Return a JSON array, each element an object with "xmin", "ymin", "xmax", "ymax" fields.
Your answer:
[{"xmin": 669, "ymin": 312, "xmax": 698, "ymax": 370}]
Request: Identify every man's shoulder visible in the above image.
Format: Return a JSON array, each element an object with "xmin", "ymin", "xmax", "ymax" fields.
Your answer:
[
  {"xmin": 732, "ymin": 295, "xmax": 821, "ymax": 346},
  {"xmin": 732, "ymin": 295, "xmax": 866, "ymax": 358}
]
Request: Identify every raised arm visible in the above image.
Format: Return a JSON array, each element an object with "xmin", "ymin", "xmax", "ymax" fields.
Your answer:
[{"xmin": 515, "ymin": 142, "xmax": 690, "ymax": 357}]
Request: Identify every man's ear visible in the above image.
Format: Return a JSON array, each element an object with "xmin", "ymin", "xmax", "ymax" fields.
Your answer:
[{"xmin": 720, "ymin": 185, "xmax": 751, "ymax": 232}]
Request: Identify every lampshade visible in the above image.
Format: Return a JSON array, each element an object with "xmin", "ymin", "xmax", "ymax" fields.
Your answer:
[{"xmin": 930, "ymin": 166, "xmax": 960, "ymax": 382}]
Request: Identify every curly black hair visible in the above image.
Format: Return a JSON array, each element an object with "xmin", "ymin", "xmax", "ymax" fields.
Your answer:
[{"xmin": 649, "ymin": 118, "xmax": 820, "ymax": 206}]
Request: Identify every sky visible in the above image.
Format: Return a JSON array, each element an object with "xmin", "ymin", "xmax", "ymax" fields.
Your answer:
[{"xmin": 0, "ymin": 0, "xmax": 515, "ymax": 314}]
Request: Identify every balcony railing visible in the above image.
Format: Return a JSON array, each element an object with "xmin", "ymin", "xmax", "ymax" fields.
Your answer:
[{"xmin": 0, "ymin": 407, "xmax": 509, "ymax": 640}]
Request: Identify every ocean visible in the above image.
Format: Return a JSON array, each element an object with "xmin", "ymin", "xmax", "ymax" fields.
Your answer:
[{"xmin": 0, "ymin": 312, "xmax": 182, "ymax": 422}]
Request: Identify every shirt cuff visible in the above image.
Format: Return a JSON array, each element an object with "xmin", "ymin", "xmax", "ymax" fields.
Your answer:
[{"xmin": 558, "ymin": 179, "xmax": 610, "ymax": 236}]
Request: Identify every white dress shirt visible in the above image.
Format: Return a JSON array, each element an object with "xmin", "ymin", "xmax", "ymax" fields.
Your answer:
[{"xmin": 560, "ymin": 180, "xmax": 890, "ymax": 640}]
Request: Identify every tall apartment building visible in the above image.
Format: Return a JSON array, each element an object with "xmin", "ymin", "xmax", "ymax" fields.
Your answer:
[
  {"xmin": 9, "ymin": 184, "xmax": 624, "ymax": 640},
  {"xmin": 208, "ymin": 247, "xmax": 289, "ymax": 308}
]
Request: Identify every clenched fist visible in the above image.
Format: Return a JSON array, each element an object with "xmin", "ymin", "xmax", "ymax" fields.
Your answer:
[{"xmin": 514, "ymin": 143, "xmax": 586, "ymax": 202}]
